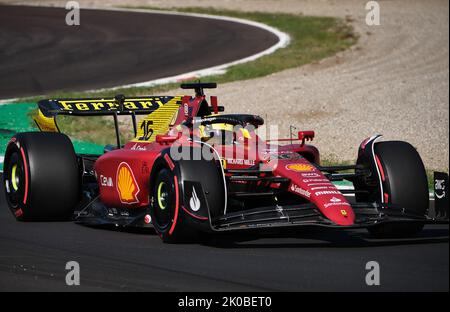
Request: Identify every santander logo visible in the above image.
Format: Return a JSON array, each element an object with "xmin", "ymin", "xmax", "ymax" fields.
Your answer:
[{"xmin": 290, "ymin": 184, "xmax": 311, "ymax": 198}]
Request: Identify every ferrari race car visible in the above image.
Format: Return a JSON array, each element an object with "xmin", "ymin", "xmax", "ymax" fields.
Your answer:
[{"xmin": 2, "ymin": 83, "xmax": 448, "ymax": 243}]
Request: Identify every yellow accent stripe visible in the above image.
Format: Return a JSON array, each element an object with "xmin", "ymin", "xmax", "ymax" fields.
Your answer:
[
  {"xmin": 11, "ymin": 165, "xmax": 18, "ymax": 191},
  {"xmin": 157, "ymin": 182, "xmax": 166, "ymax": 210},
  {"xmin": 132, "ymin": 97, "xmax": 182, "ymax": 143},
  {"xmin": 34, "ymin": 109, "xmax": 59, "ymax": 132}
]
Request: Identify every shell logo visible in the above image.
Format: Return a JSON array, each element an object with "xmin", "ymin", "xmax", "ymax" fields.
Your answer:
[
  {"xmin": 286, "ymin": 163, "xmax": 314, "ymax": 172},
  {"xmin": 116, "ymin": 162, "xmax": 140, "ymax": 204}
]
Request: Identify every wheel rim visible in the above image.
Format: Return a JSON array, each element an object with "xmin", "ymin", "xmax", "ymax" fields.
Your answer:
[
  {"xmin": 11, "ymin": 164, "xmax": 20, "ymax": 191},
  {"xmin": 154, "ymin": 180, "xmax": 173, "ymax": 230},
  {"xmin": 157, "ymin": 182, "xmax": 168, "ymax": 210}
]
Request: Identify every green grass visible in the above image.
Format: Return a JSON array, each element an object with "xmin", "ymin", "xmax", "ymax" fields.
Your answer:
[{"xmin": 56, "ymin": 115, "xmax": 117, "ymax": 146}]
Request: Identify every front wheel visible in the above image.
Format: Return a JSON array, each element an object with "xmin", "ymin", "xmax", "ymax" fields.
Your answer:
[
  {"xmin": 150, "ymin": 168, "xmax": 198, "ymax": 243},
  {"xmin": 356, "ymin": 140, "xmax": 428, "ymax": 238}
]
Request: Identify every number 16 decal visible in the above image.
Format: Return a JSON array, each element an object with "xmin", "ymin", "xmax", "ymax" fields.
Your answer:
[{"xmin": 138, "ymin": 120, "xmax": 154, "ymax": 141}]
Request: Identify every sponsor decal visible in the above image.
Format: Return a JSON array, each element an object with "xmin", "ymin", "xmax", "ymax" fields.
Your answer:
[
  {"xmin": 434, "ymin": 172, "xmax": 448, "ymax": 218},
  {"xmin": 435, "ymin": 179, "xmax": 446, "ymax": 199},
  {"xmin": 315, "ymin": 190, "xmax": 342, "ymax": 196},
  {"xmin": 131, "ymin": 143, "xmax": 147, "ymax": 151},
  {"xmin": 302, "ymin": 178, "xmax": 329, "ymax": 183},
  {"xmin": 290, "ymin": 184, "xmax": 311, "ymax": 198},
  {"xmin": 341, "ymin": 209, "xmax": 348, "ymax": 217},
  {"xmin": 330, "ymin": 197, "xmax": 341, "ymax": 203},
  {"xmin": 311, "ymin": 186, "xmax": 336, "ymax": 190},
  {"xmin": 189, "ymin": 187, "xmax": 201, "ymax": 212},
  {"xmin": 301, "ymin": 172, "xmax": 320, "ymax": 178},
  {"xmin": 307, "ymin": 183, "xmax": 334, "ymax": 187},
  {"xmin": 137, "ymin": 120, "xmax": 154, "ymax": 141},
  {"xmin": 116, "ymin": 162, "xmax": 140, "ymax": 204},
  {"xmin": 56, "ymin": 96, "xmax": 180, "ymax": 112},
  {"xmin": 286, "ymin": 163, "xmax": 314, "ymax": 172},
  {"xmin": 144, "ymin": 214, "xmax": 152, "ymax": 224},
  {"xmin": 100, "ymin": 175, "xmax": 113, "ymax": 187},
  {"xmin": 226, "ymin": 158, "xmax": 255, "ymax": 166},
  {"xmin": 324, "ymin": 202, "xmax": 351, "ymax": 209}
]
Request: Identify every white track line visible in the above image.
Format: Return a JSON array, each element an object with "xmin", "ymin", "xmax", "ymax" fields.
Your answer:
[
  {"xmin": 0, "ymin": 6, "xmax": 290, "ymax": 103},
  {"xmin": 85, "ymin": 6, "xmax": 290, "ymax": 91}
]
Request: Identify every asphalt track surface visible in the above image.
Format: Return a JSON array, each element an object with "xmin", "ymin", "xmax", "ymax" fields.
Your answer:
[
  {"xmin": 0, "ymin": 174, "xmax": 448, "ymax": 292},
  {"xmin": 0, "ymin": 5, "xmax": 278, "ymax": 99}
]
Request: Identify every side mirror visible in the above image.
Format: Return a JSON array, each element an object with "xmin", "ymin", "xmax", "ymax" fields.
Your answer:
[
  {"xmin": 156, "ymin": 132, "xmax": 182, "ymax": 145},
  {"xmin": 298, "ymin": 131, "xmax": 315, "ymax": 146}
]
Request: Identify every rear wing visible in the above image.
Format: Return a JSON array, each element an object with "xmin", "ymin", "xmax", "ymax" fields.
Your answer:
[
  {"xmin": 35, "ymin": 95, "xmax": 184, "ymax": 148},
  {"xmin": 34, "ymin": 82, "xmax": 219, "ymax": 149},
  {"xmin": 37, "ymin": 95, "xmax": 182, "ymax": 117}
]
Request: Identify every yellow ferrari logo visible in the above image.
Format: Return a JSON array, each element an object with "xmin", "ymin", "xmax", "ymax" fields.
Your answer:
[{"xmin": 341, "ymin": 209, "xmax": 348, "ymax": 217}]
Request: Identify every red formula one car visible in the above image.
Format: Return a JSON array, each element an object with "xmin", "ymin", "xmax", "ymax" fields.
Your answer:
[{"xmin": 2, "ymin": 83, "xmax": 448, "ymax": 242}]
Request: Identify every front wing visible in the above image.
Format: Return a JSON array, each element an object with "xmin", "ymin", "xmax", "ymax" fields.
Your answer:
[
  {"xmin": 210, "ymin": 201, "xmax": 448, "ymax": 232},
  {"xmin": 73, "ymin": 195, "xmax": 448, "ymax": 232}
]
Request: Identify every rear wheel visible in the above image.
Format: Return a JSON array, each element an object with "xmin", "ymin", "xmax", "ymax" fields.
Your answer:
[
  {"xmin": 3, "ymin": 132, "xmax": 80, "ymax": 221},
  {"xmin": 357, "ymin": 141, "xmax": 428, "ymax": 238}
]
